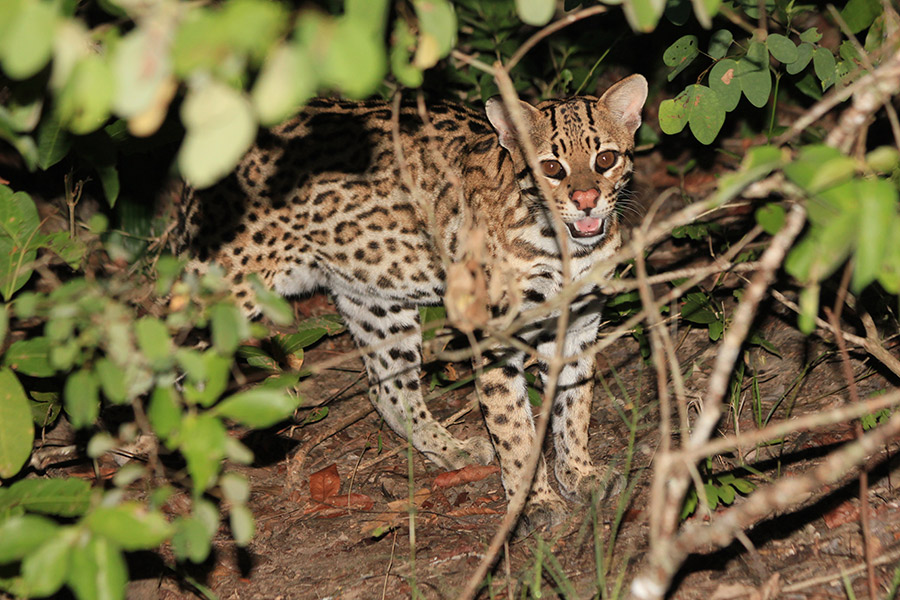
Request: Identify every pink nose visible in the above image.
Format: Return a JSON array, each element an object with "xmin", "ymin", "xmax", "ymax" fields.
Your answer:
[{"xmin": 571, "ymin": 189, "xmax": 599, "ymax": 211}]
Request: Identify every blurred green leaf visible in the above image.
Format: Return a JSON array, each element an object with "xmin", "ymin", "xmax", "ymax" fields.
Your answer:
[
  {"xmin": 0, "ymin": 478, "xmax": 92, "ymax": 516},
  {"xmin": 179, "ymin": 78, "xmax": 256, "ymax": 189},
  {"xmin": 0, "ymin": 367, "xmax": 34, "ymax": 478},
  {"xmin": 179, "ymin": 413, "xmax": 226, "ymax": 494},
  {"xmin": 4, "ymin": 337, "xmax": 55, "ymax": 377},
  {"xmin": 622, "ymin": 0, "xmax": 665, "ymax": 32},
  {"xmin": 252, "ymin": 43, "xmax": 316, "ymax": 126},
  {"xmin": 172, "ymin": 514, "xmax": 213, "ymax": 563},
  {"xmin": 414, "ymin": 0, "xmax": 457, "ymax": 68},
  {"xmin": 86, "ymin": 502, "xmax": 174, "ymax": 550},
  {"xmin": 841, "ymin": 0, "xmax": 882, "ymax": 34},
  {"xmin": 786, "ymin": 42, "xmax": 813, "ymax": 75},
  {"xmin": 136, "ymin": 316, "xmax": 174, "ymax": 370},
  {"xmin": 212, "ymin": 388, "xmax": 299, "ymax": 428},
  {"xmin": 707, "ymin": 29, "xmax": 732, "ymax": 59},
  {"xmin": 220, "ymin": 472, "xmax": 250, "ymax": 504},
  {"xmin": 755, "ymin": 203, "xmax": 785, "ymax": 235},
  {"xmin": 68, "ymin": 535, "xmax": 127, "ymax": 600},
  {"xmin": 229, "ymin": 503, "xmax": 255, "ymax": 546},
  {"xmin": 57, "ymin": 53, "xmax": 114, "ymax": 134},
  {"xmin": 0, "ymin": 514, "xmax": 59, "ymax": 563},
  {"xmin": 515, "ymin": 0, "xmax": 554, "ymax": 26},
  {"xmin": 148, "ymin": 385, "xmax": 181, "ymax": 442},
  {"xmin": 323, "ymin": 17, "xmax": 387, "ymax": 98},
  {"xmin": 95, "ymin": 357, "xmax": 127, "ymax": 404},
  {"xmin": 853, "ymin": 179, "xmax": 896, "ymax": 292},
  {"xmin": 210, "ymin": 302, "xmax": 246, "ymax": 355},
  {"xmin": 0, "ymin": 0, "xmax": 57, "ymax": 80},
  {"xmin": 65, "ymin": 368, "xmax": 100, "ymax": 429},
  {"xmin": 20, "ymin": 528, "xmax": 74, "ymax": 598}
]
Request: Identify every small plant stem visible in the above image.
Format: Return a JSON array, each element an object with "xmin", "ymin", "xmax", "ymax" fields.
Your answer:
[{"xmin": 825, "ymin": 261, "xmax": 877, "ymax": 600}]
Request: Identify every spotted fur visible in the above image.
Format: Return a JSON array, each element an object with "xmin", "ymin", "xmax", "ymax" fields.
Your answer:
[{"xmin": 179, "ymin": 75, "xmax": 648, "ymax": 525}]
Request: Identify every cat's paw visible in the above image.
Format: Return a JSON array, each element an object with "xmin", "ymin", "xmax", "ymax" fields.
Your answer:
[
  {"xmin": 556, "ymin": 464, "xmax": 624, "ymax": 502},
  {"xmin": 513, "ymin": 493, "xmax": 568, "ymax": 539},
  {"xmin": 425, "ymin": 435, "xmax": 495, "ymax": 470}
]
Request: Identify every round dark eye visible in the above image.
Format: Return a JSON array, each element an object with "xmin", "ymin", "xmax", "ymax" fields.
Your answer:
[
  {"xmin": 541, "ymin": 160, "xmax": 564, "ymax": 179},
  {"xmin": 595, "ymin": 150, "xmax": 618, "ymax": 172}
]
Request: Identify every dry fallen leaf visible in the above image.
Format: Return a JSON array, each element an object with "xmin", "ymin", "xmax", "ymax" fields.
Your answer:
[
  {"xmin": 304, "ymin": 493, "xmax": 375, "ymax": 518},
  {"xmin": 433, "ymin": 465, "xmax": 500, "ymax": 489},
  {"xmin": 362, "ymin": 488, "xmax": 431, "ymax": 537},
  {"xmin": 309, "ymin": 464, "xmax": 340, "ymax": 502}
]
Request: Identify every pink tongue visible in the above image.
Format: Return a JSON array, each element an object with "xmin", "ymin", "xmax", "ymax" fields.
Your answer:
[{"xmin": 574, "ymin": 217, "xmax": 600, "ymax": 234}]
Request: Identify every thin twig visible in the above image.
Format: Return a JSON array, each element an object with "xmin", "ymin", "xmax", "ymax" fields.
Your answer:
[{"xmin": 506, "ymin": 5, "xmax": 608, "ymax": 72}]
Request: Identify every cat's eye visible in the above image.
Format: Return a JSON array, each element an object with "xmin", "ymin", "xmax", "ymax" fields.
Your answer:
[
  {"xmin": 595, "ymin": 150, "xmax": 618, "ymax": 172},
  {"xmin": 541, "ymin": 160, "xmax": 565, "ymax": 179}
]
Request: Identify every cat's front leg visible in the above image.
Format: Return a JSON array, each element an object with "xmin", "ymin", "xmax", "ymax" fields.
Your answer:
[
  {"xmin": 477, "ymin": 351, "xmax": 567, "ymax": 529},
  {"xmin": 537, "ymin": 297, "xmax": 622, "ymax": 501}
]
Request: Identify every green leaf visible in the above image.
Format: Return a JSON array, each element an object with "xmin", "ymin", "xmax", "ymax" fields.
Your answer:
[
  {"xmin": 136, "ymin": 316, "xmax": 174, "ymax": 370},
  {"xmin": 708, "ymin": 29, "xmax": 733, "ymax": 59},
  {"xmin": 658, "ymin": 92, "xmax": 689, "ymax": 135},
  {"xmin": 717, "ymin": 481, "xmax": 736, "ymax": 504},
  {"xmin": 708, "ymin": 319, "xmax": 723, "ymax": 341},
  {"xmin": 178, "ymin": 78, "xmax": 256, "ymax": 189},
  {"xmin": 57, "ymin": 54, "xmax": 114, "ymax": 134},
  {"xmin": 238, "ymin": 344, "xmax": 279, "ymax": 371},
  {"xmin": 0, "ymin": 186, "xmax": 40, "ymax": 300},
  {"xmin": 0, "ymin": 477, "xmax": 92, "ymax": 516},
  {"xmin": 220, "ymin": 472, "xmax": 250, "ymax": 504},
  {"xmin": 840, "ymin": 0, "xmax": 882, "ymax": 34},
  {"xmin": 390, "ymin": 18, "xmax": 424, "ymax": 88},
  {"xmin": 68, "ymin": 535, "xmax": 127, "ymax": 600},
  {"xmin": 172, "ymin": 515, "xmax": 213, "ymax": 563},
  {"xmin": 663, "ymin": 35, "xmax": 699, "ymax": 81},
  {"xmin": 622, "ymin": 0, "xmax": 666, "ymax": 32},
  {"xmin": 36, "ymin": 111, "xmax": 72, "ymax": 169},
  {"xmin": 182, "ymin": 349, "xmax": 231, "ymax": 407},
  {"xmin": 20, "ymin": 528, "xmax": 75, "ymax": 597},
  {"xmin": 0, "ymin": 0, "xmax": 57, "ymax": 80},
  {"xmin": 515, "ymin": 0, "xmax": 554, "ymax": 26},
  {"xmin": 210, "ymin": 302, "xmax": 246, "ymax": 355},
  {"xmin": 413, "ymin": 0, "xmax": 457, "ymax": 68},
  {"xmin": 299, "ymin": 405, "xmax": 328, "ymax": 426},
  {"xmin": 737, "ymin": 41, "xmax": 772, "ymax": 108},
  {"xmin": 148, "ymin": 385, "xmax": 181, "ymax": 442},
  {"xmin": 229, "ymin": 503, "xmax": 255, "ymax": 546},
  {"xmin": 755, "ymin": 203, "xmax": 786, "ymax": 235},
  {"xmin": 0, "ymin": 368, "xmax": 34, "ymax": 478},
  {"xmin": 86, "ymin": 502, "xmax": 174, "ymax": 550},
  {"xmin": 251, "ymin": 43, "xmax": 316, "ymax": 126},
  {"xmin": 703, "ymin": 482, "xmax": 718, "ymax": 508},
  {"xmin": 65, "ymin": 369, "xmax": 100, "ymax": 429},
  {"xmin": 853, "ymin": 179, "xmax": 896, "ymax": 293},
  {"xmin": 766, "ymin": 33, "xmax": 798, "ymax": 64},
  {"xmin": 30, "ymin": 391, "xmax": 61, "ymax": 427},
  {"xmin": 4, "ymin": 337, "xmax": 54, "ymax": 377},
  {"xmin": 0, "ymin": 514, "xmax": 58, "ymax": 563},
  {"xmin": 730, "ymin": 477, "xmax": 755, "ymax": 493},
  {"xmin": 799, "ymin": 27, "xmax": 822, "ymax": 44},
  {"xmin": 111, "ymin": 27, "xmax": 173, "ymax": 122},
  {"xmin": 95, "ymin": 357, "xmax": 127, "ymax": 404},
  {"xmin": 179, "ymin": 413, "xmax": 227, "ymax": 494},
  {"xmin": 813, "ymin": 47, "xmax": 836, "ymax": 88},
  {"xmin": 250, "ymin": 276, "xmax": 293, "ymax": 325},
  {"xmin": 786, "ymin": 42, "xmax": 813, "ymax": 75},
  {"xmin": 212, "ymin": 388, "xmax": 299, "ymax": 428},
  {"xmin": 709, "ymin": 58, "xmax": 741, "ymax": 112},
  {"xmin": 685, "ymin": 85, "xmax": 725, "ymax": 145},
  {"xmin": 322, "ymin": 17, "xmax": 388, "ymax": 98}
]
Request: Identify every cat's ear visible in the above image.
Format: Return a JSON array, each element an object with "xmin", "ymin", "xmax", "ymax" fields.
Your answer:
[
  {"xmin": 599, "ymin": 74, "xmax": 648, "ymax": 136},
  {"xmin": 485, "ymin": 97, "xmax": 542, "ymax": 151}
]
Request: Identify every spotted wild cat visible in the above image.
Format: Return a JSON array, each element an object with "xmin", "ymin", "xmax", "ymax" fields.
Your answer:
[{"xmin": 179, "ymin": 74, "xmax": 648, "ymax": 525}]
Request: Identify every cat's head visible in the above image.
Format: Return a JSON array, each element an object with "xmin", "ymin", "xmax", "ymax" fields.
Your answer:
[{"xmin": 486, "ymin": 74, "xmax": 647, "ymax": 246}]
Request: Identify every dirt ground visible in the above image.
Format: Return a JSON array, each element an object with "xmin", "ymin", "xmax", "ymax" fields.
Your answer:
[
  {"xmin": 27, "ymin": 151, "xmax": 900, "ymax": 600},
  {"xmin": 118, "ymin": 294, "xmax": 899, "ymax": 600}
]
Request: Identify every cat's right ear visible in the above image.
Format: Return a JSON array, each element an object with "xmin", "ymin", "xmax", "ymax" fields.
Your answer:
[{"xmin": 485, "ymin": 97, "xmax": 542, "ymax": 152}]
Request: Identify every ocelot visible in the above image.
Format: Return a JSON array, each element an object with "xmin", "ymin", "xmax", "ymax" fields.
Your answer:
[{"xmin": 179, "ymin": 75, "xmax": 648, "ymax": 525}]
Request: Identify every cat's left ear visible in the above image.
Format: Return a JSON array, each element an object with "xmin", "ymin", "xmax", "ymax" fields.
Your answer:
[
  {"xmin": 599, "ymin": 74, "xmax": 648, "ymax": 136},
  {"xmin": 485, "ymin": 97, "xmax": 542, "ymax": 152}
]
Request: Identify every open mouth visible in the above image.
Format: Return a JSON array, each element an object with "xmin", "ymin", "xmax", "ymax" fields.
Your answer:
[{"xmin": 567, "ymin": 216, "xmax": 606, "ymax": 239}]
